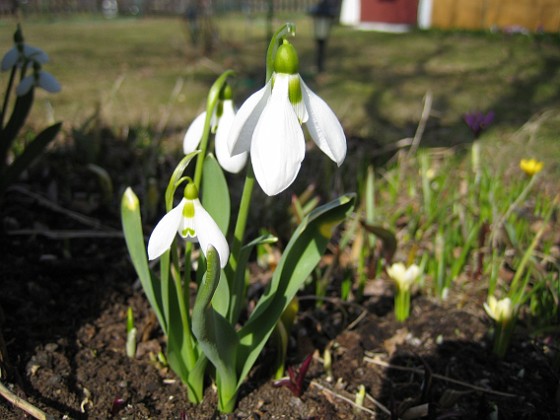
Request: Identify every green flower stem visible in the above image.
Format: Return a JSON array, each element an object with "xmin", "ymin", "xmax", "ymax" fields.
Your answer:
[
  {"xmin": 394, "ymin": 289, "xmax": 411, "ymax": 322},
  {"xmin": 226, "ymin": 161, "xmax": 255, "ymax": 322},
  {"xmin": 193, "ymin": 70, "xmax": 234, "ymax": 189},
  {"xmin": 0, "ymin": 66, "xmax": 16, "ymax": 129},
  {"xmin": 192, "ymin": 111, "xmax": 213, "ymax": 189},
  {"xmin": 492, "ymin": 319, "xmax": 515, "ymax": 359},
  {"xmin": 171, "ymin": 243, "xmax": 197, "ymax": 370},
  {"xmin": 265, "ymin": 23, "xmax": 296, "ymax": 82}
]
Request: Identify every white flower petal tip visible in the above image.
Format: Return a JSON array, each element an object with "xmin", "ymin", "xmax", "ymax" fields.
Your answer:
[
  {"xmin": 38, "ymin": 71, "xmax": 61, "ymax": 93},
  {"xmin": 387, "ymin": 263, "xmax": 421, "ymax": 292},
  {"xmin": 147, "ymin": 199, "xmax": 186, "ymax": 260},
  {"xmin": 15, "ymin": 76, "xmax": 34, "ymax": 96},
  {"xmin": 484, "ymin": 296, "xmax": 513, "ymax": 323},
  {"xmin": 183, "ymin": 112, "xmax": 206, "ymax": 154},
  {"xmin": 215, "ymin": 103, "xmax": 247, "ymax": 173},
  {"xmin": 301, "ymin": 79, "xmax": 346, "ymax": 166}
]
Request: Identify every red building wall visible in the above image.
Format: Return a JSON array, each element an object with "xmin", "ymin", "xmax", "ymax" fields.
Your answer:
[{"xmin": 361, "ymin": 0, "xmax": 419, "ymax": 24}]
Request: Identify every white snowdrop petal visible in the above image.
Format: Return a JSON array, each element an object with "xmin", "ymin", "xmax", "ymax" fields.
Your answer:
[
  {"xmin": 1, "ymin": 48, "xmax": 18, "ymax": 71},
  {"xmin": 228, "ymin": 83, "xmax": 270, "ymax": 156},
  {"xmin": 193, "ymin": 200, "xmax": 230, "ymax": 268},
  {"xmin": 15, "ymin": 75, "xmax": 34, "ymax": 96},
  {"xmin": 147, "ymin": 199, "xmax": 186, "ymax": 260},
  {"xmin": 301, "ymin": 79, "xmax": 346, "ymax": 166},
  {"xmin": 183, "ymin": 112, "xmax": 206, "ymax": 154},
  {"xmin": 38, "ymin": 71, "xmax": 61, "ymax": 93},
  {"xmin": 215, "ymin": 102, "xmax": 247, "ymax": 173},
  {"xmin": 251, "ymin": 75, "xmax": 305, "ymax": 196}
]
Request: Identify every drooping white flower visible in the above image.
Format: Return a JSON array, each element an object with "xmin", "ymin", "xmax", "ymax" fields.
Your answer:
[
  {"xmin": 228, "ymin": 40, "xmax": 346, "ymax": 196},
  {"xmin": 1, "ymin": 44, "xmax": 49, "ymax": 71},
  {"xmin": 387, "ymin": 262, "xmax": 421, "ymax": 292},
  {"xmin": 183, "ymin": 87, "xmax": 247, "ymax": 174},
  {"xmin": 147, "ymin": 182, "xmax": 229, "ymax": 268},
  {"xmin": 484, "ymin": 296, "xmax": 514, "ymax": 323},
  {"xmin": 16, "ymin": 69, "xmax": 61, "ymax": 96}
]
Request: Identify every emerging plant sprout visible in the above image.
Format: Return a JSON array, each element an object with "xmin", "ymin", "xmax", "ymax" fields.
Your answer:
[{"xmin": 387, "ymin": 262, "xmax": 421, "ymax": 322}]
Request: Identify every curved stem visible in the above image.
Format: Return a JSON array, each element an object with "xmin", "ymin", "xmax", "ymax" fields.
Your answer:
[
  {"xmin": 0, "ymin": 66, "xmax": 16, "ymax": 130},
  {"xmin": 265, "ymin": 22, "xmax": 296, "ymax": 83}
]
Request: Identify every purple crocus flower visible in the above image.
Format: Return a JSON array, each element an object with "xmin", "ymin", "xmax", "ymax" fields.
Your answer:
[{"xmin": 464, "ymin": 111, "xmax": 495, "ymax": 138}]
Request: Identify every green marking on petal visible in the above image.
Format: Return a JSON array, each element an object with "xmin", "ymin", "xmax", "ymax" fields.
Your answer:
[
  {"xmin": 183, "ymin": 200, "xmax": 195, "ymax": 218},
  {"xmin": 288, "ymin": 76, "xmax": 303, "ymax": 108},
  {"xmin": 182, "ymin": 227, "xmax": 196, "ymax": 237}
]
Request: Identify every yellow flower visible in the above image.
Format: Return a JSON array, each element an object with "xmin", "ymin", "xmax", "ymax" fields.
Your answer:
[
  {"xmin": 519, "ymin": 158, "xmax": 543, "ymax": 176},
  {"xmin": 483, "ymin": 296, "xmax": 514, "ymax": 323}
]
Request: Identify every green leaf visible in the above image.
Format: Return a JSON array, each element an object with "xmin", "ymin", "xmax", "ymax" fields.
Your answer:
[
  {"xmin": 361, "ymin": 222, "xmax": 397, "ymax": 262},
  {"xmin": 120, "ymin": 188, "xmax": 166, "ymax": 331},
  {"xmin": 0, "ymin": 122, "xmax": 61, "ymax": 194},
  {"xmin": 0, "ymin": 89, "xmax": 34, "ymax": 160},
  {"xmin": 192, "ymin": 246, "xmax": 239, "ymax": 412},
  {"xmin": 236, "ymin": 193, "xmax": 355, "ymax": 387},
  {"xmin": 228, "ymin": 233, "xmax": 278, "ymax": 324},
  {"xmin": 201, "ymin": 153, "xmax": 230, "ymax": 234}
]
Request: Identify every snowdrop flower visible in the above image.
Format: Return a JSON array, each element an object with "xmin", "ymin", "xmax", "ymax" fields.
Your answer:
[
  {"xmin": 147, "ymin": 182, "xmax": 229, "ymax": 268},
  {"xmin": 228, "ymin": 39, "xmax": 346, "ymax": 196},
  {"xmin": 387, "ymin": 262, "xmax": 421, "ymax": 292},
  {"xmin": 1, "ymin": 25, "xmax": 49, "ymax": 71},
  {"xmin": 1, "ymin": 44, "xmax": 49, "ymax": 71},
  {"xmin": 183, "ymin": 84, "xmax": 247, "ymax": 173},
  {"xmin": 519, "ymin": 158, "xmax": 543, "ymax": 177},
  {"xmin": 16, "ymin": 66, "xmax": 61, "ymax": 96},
  {"xmin": 484, "ymin": 296, "xmax": 513, "ymax": 323}
]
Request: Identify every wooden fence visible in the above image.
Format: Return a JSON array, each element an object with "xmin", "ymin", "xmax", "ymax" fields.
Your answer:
[
  {"xmin": 431, "ymin": 0, "xmax": 560, "ymax": 33},
  {"xmin": 0, "ymin": 0, "xmax": 316, "ymax": 17}
]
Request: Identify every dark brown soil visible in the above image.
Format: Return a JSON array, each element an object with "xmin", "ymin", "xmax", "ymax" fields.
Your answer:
[{"xmin": 1, "ymin": 143, "xmax": 559, "ymax": 419}]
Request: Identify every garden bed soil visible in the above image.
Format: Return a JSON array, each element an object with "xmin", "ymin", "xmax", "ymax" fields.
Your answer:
[{"xmin": 0, "ymin": 147, "xmax": 559, "ymax": 419}]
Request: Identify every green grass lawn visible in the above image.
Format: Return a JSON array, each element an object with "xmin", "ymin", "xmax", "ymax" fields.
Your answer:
[{"xmin": 1, "ymin": 14, "xmax": 559, "ymax": 169}]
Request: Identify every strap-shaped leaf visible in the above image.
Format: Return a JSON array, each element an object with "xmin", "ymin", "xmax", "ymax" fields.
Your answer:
[
  {"xmin": 0, "ymin": 122, "xmax": 61, "ymax": 194},
  {"xmin": 236, "ymin": 193, "xmax": 355, "ymax": 387},
  {"xmin": 228, "ymin": 233, "xmax": 277, "ymax": 324},
  {"xmin": 192, "ymin": 246, "xmax": 239, "ymax": 411},
  {"xmin": 0, "ymin": 90, "xmax": 34, "ymax": 159},
  {"xmin": 201, "ymin": 153, "xmax": 230, "ymax": 234},
  {"xmin": 120, "ymin": 188, "xmax": 166, "ymax": 331}
]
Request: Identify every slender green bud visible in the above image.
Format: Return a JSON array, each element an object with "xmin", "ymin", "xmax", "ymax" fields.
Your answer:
[{"xmin": 274, "ymin": 40, "xmax": 299, "ymax": 75}]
